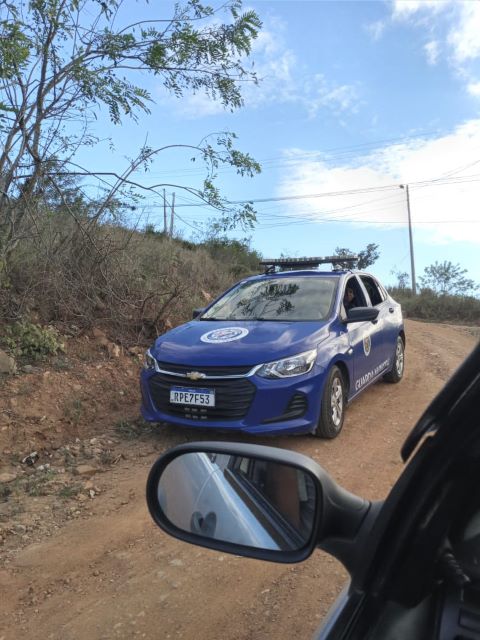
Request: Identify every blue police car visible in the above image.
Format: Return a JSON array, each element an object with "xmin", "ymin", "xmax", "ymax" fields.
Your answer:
[{"xmin": 140, "ymin": 256, "xmax": 405, "ymax": 438}]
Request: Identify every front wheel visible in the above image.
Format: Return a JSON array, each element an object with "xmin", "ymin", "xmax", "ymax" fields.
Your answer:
[
  {"xmin": 383, "ymin": 336, "xmax": 405, "ymax": 383},
  {"xmin": 315, "ymin": 365, "xmax": 346, "ymax": 439}
]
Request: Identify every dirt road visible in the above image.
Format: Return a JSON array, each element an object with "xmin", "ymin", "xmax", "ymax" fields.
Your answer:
[{"xmin": 0, "ymin": 320, "xmax": 478, "ymax": 640}]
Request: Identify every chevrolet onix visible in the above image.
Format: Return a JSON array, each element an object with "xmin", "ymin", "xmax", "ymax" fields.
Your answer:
[{"xmin": 140, "ymin": 257, "xmax": 405, "ymax": 438}]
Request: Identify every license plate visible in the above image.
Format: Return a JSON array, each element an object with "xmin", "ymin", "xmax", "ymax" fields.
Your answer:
[{"xmin": 169, "ymin": 387, "xmax": 215, "ymax": 407}]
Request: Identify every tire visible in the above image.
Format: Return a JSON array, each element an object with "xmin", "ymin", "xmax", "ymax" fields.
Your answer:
[
  {"xmin": 383, "ymin": 336, "xmax": 405, "ymax": 383},
  {"xmin": 315, "ymin": 365, "xmax": 346, "ymax": 439}
]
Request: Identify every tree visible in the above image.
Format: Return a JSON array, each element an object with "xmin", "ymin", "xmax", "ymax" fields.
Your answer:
[
  {"xmin": 0, "ymin": 0, "xmax": 262, "ymax": 281},
  {"xmin": 334, "ymin": 243, "xmax": 380, "ymax": 270},
  {"xmin": 419, "ymin": 261, "xmax": 478, "ymax": 296},
  {"xmin": 390, "ymin": 269, "xmax": 410, "ymax": 290}
]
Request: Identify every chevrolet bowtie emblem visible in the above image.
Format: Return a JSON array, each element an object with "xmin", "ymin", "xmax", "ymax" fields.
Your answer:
[{"xmin": 186, "ymin": 371, "xmax": 206, "ymax": 381}]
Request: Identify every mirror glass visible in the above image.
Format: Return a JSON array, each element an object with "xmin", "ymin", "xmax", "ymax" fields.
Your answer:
[{"xmin": 156, "ymin": 452, "xmax": 318, "ymax": 552}]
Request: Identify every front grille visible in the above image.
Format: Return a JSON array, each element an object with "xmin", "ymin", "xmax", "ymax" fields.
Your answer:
[
  {"xmin": 148, "ymin": 374, "xmax": 256, "ymax": 421},
  {"xmin": 156, "ymin": 361, "xmax": 253, "ymax": 377}
]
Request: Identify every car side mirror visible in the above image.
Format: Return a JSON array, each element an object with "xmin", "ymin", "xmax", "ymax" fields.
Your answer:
[
  {"xmin": 192, "ymin": 308, "xmax": 205, "ymax": 319},
  {"xmin": 344, "ymin": 307, "xmax": 379, "ymax": 324},
  {"xmin": 146, "ymin": 442, "xmax": 373, "ymax": 572}
]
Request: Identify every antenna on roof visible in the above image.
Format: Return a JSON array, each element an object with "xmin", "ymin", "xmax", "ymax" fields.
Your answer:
[{"xmin": 259, "ymin": 256, "xmax": 358, "ymax": 274}]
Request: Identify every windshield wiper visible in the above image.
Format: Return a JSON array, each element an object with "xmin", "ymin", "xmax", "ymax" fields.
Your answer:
[{"xmin": 202, "ymin": 316, "xmax": 249, "ymax": 321}]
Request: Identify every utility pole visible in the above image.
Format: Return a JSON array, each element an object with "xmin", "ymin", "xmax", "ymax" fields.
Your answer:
[
  {"xmin": 170, "ymin": 192, "xmax": 175, "ymax": 237},
  {"xmin": 163, "ymin": 189, "xmax": 167, "ymax": 234},
  {"xmin": 400, "ymin": 184, "xmax": 416, "ymax": 295}
]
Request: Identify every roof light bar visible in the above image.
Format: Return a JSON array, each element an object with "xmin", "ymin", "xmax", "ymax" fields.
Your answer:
[{"xmin": 259, "ymin": 255, "xmax": 358, "ymax": 273}]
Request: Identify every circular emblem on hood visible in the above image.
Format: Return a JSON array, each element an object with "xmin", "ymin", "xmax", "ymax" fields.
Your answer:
[
  {"xmin": 200, "ymin": 327, "xmax": 249, "ymax": 344},
  {"xmin": 363, "ymin": 334, "xmax": 372, "ymax": 357}
]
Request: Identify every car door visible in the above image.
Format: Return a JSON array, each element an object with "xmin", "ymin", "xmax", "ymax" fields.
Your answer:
[
  {"xmin": 315, "ymin": 343, "xmax": 480, "ymax": 640},
  {"xmin": 343, "ymin": 276, "xmax": 385, "ymax": 397},
  {"xmin": 357, "ymin": 274, "xmax": 392, "ymax": 374},
  {"xmin": 377, "ymin": 280, "xmax": 403, "ymax": 364}
]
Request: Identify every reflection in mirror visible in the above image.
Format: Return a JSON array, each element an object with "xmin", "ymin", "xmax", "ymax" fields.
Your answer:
[{"xmin": 157, "ymin": 452, "xmax": 318, "ymax": 552}]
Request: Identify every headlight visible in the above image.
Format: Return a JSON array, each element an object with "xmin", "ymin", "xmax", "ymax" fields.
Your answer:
[
  {"xmin": 143, "ymin": 349, "xmax": 157, "ymax": 371},
  {"xmin": 256, "ymin": 348, "xmax": 317, "ymax": 379}
]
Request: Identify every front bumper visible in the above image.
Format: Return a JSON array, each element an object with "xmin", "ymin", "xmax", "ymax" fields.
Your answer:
[{"xmin": 139, "ymin": 366, "xmax": 326, "ymax": 435}]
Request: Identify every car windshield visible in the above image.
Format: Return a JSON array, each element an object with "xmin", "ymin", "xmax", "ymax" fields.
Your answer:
[{"xmin": 201, "ymin": 277, "xmax": 337, "ymax": 321}]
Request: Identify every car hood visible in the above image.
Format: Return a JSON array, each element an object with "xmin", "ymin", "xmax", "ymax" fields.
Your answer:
[{"xmin": 151, "ymin": 320, "xmax": 330, "ymax": 366}]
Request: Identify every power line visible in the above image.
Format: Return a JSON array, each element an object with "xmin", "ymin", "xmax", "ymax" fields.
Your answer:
[
  {"xmin": 136, "ymin": 172, "xmax": 480, "ymax": 218},
  {"xmin": 133, "ymin": 128, "xmax": 449, "ymax": 180},
  {"xmin": 144, "ymin": 192, "xmax": 480, "ymax": 227},
  {"xmin": 140, "ymin": 165, "xmax": 480, "ymax": 233},
  {"xmin": 255, "ymin": 218, "xmax": 480, "ymax": 229},
  {"xmin": 171, "ymin": 174, "xmax": 480, "ymax": 208}
]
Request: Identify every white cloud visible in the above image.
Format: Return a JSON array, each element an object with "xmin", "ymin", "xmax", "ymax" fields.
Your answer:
[
  {"xmin": 242, "ymin": 22, "xmax": 299, "ymax": 108},
  {"xmin": 243, "ymin": 28, "xmax": 361, "ymax": 119},
  {"xmin": 366, "ymin": 4, "xmax": 444, "ymax": 55},
  {"xmin": 424, "ymin": 40, "xmax": 440, "ymax": 65},
  {"xmin": 392, "ymin": 0, "xmax": 449, "ymax": 20},
  {"xmin": 365, "ymin": 20, "xmax": 386, "ymax": 41},
  {"xmin": 302, "ymin": 75, "xmax": 360, "ymax": 119},
  {"xmin": 174, "ymin": 91, "xmax": 227, "ymax": 118},
  {"xmin": 467, "ymin": 81, "xmax": 480, "ymax": 97},
  {"xmin": 163, "ymin": 15, "xmax": 359, "ymax": 120},
  {"xmin": 389, "ymin": 1, "xmax": 480, "ymax": 95},
  {"xmin": 275, "ymin": 120, "xmax": 480, "ymax": 244},
  {"xmin": 391, "ymin": 0, "xmax": 480, "ymax": 62},
  {"xmin": 447, "ymin": 2, "xmax": 480, "ymax": 62}
]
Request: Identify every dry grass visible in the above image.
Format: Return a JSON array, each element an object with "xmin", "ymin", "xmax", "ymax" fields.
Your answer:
[{"xmin": 1, "ymin": 218, "xmax": 259, "ymax": 344}]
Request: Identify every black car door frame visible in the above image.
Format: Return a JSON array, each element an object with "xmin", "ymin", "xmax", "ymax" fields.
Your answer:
[{"xmin": 316, "ymin": 343, "xmax": 480, "ymax": 640}]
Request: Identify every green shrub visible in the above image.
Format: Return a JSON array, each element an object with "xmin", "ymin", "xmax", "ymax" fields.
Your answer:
[
  {"xmin": 4, "ymin": 321, "xmax": 64, "ymax": 360},
  {"xmin": 62, "ymin": 398, "xmax": 84, "ymax": 425},
  {"xmin": 24, "ymin": 470, "xmax": 56, "ymax": 496},
  {"xmin": 114, "ymin": 419, "xmax": 141, "ymax": 440},
  {"xmin": 388, "ymin": 288, "xmax": 480, "ymax": 325},
  {"xmin": 58, "ymin": 483, "xmax": 83, "ymax": 499},
  {"xmin": 114, "ymin": 418, "xmax": 154, "ymax": 440},
  {"xmin": 0, "ymin": 483, "xmax": 12, "ymax": 501},
  {"xmin": 202, "ymin": 237, "xmax": 262, "ymax": 277},
  {"xmin": 1, "ymin": 217, "xmax": 262, "ymax": 342}
]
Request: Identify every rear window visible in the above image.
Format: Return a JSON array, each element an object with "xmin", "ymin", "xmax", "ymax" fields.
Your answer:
[
  {"xmin": 201, "ymin": 277, "xmax": 337, "ymax": 321},
  {"xmin": 360, "ymin": 276, "xmax": 385, "ymax": 306}
]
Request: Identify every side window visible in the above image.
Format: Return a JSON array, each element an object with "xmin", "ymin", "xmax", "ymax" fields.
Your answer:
[
  {"xmin": 378, "ymin": 283, "xmax": 389, "ymax": 300},
  {"xmin": 360, "ymin": 276, "xmax": 385, "ymax": 307},
  {"xmin": 342, "ymin": 277, "xmax": 366, "ymax": 313}
]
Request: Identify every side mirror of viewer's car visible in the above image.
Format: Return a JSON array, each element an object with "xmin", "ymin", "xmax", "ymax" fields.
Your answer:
[
  {"xmin": 344, "ymin": 307, "xmax": 380, "ymax": 324},
  {"xmin": 146, "ymin": 442, "xmax": 377, "ymax": 572},
  {"xmin": 192, "ymin": 308, "xmax": 205, "ymax": 319}
]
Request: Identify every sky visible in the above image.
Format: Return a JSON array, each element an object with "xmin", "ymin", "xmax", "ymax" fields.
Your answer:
[{"xmin": 77, "ymin": 0, "xmax": 480, "ymax": 289}]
